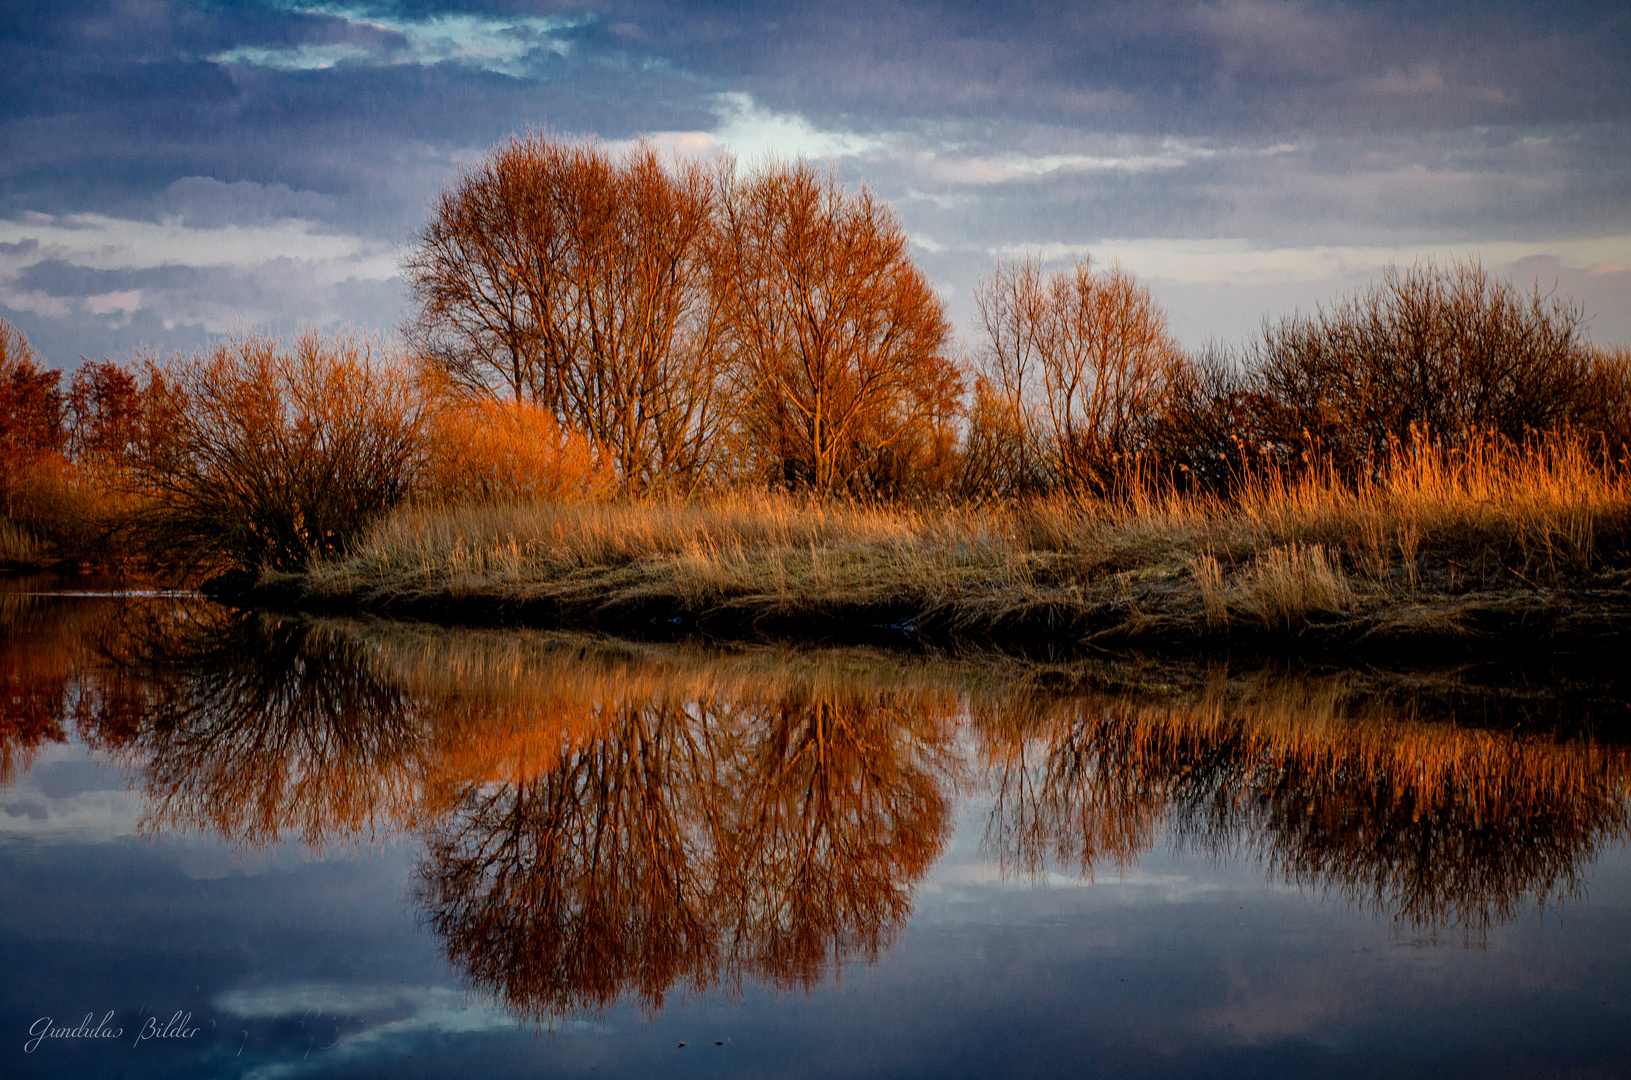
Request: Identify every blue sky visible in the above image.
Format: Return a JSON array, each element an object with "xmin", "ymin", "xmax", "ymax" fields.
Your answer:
[{"xmin": 2, "ymin": 0, "xmax": 1628, "ymax": 367}]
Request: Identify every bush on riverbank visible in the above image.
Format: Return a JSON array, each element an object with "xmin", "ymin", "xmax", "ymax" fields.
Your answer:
[{"xmin": 127, "ymin": 330, "xmax": 427, "ymax": 572}]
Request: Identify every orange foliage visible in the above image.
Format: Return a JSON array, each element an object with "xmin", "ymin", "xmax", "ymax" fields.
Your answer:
[
  {"xmin": 420, "ymin": 396, "xmax": 611, "ymax": 505},
  {"xmin": 714, "ymin": 161, "xmax": 961, "ymax": 497},
  {"xmin": 407, "ymin": 135, "xmax": 730, "ymax": 492}
]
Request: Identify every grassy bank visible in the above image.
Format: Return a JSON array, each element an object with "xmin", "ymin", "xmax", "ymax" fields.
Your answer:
[{"xmin": 246, "ymin": 433, "xmax": 1631, "ymax": 660}]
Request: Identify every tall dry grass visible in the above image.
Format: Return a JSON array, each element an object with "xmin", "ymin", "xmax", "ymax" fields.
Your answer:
[
  {"xmin": 321, "ymin": 492, "xmax": 1032, "ymax": 605},
  {"xmin": 310, "ymin": 427, "xmax": 1629, "ymax": 630},
  {"xmin": 0, "ymin": 517, "xmax": 41, "ymax": 564}
]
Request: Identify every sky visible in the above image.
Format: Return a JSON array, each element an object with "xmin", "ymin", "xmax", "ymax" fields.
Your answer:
[{"xmin": 1, "ymin": 0, "xmax": 1628, "ymax": 369}]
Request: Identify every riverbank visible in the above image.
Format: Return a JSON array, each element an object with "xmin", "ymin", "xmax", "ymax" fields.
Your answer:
[
  {"xmin": 226, "ymin": 440, "xmax": 1631, "ymax": 662},
  {"xmin": 236, "ymin": 566, "xmax": 1631, "ymax": 662}
]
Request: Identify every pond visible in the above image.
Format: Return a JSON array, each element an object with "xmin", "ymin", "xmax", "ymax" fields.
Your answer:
[{"xmin": 3, "ymin": 585, "xmax": 1630, "ymax": 1078}]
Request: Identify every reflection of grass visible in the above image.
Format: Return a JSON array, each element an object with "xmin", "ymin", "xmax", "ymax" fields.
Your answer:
[{"xmin": 276, "ymin": 432, "xmax": 1631, "ymax": 657}]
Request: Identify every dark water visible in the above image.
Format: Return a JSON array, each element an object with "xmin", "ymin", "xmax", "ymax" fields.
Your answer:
[{"xmin": 3, "ymin": 586, "xmax": 1630, "ymax": 1079}]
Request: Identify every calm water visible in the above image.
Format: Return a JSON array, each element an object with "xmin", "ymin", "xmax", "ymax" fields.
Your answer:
[{"xmin": 3, "ymin": 586, "xmax": 1630, "ymax": 1079}]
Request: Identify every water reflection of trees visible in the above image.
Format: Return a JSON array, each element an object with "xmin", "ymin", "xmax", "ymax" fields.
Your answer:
[
  {"xmin": 8, "ymin": 596, "xmax": 1631, "ymax": 1010},
  {"xmin": 975, "ymin": 674, "xmax": 1631, "ymax": 936},
  {"xmin": 51, "ymin": 609, "xmax": 962, "ymax": 1017},
  {"xmin": 80, "ymin": 603, "xmax": 430, "ymax": 848},
  {"xmin": 0, "ymin": 583, "xmax": 107, "ymax": 781},
  {"xmin": 421, "ymin": 685, "xmax": 957, "ymax": 1018}
]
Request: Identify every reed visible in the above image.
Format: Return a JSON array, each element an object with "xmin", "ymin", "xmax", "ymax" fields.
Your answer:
[{"xmin": 0, "ymin": 519, "xmax": 39, "ymax": 564}]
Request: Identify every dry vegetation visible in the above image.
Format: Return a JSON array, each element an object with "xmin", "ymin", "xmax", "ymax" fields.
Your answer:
[
  {"xmin": 3, "ymin": 135, "xmax": 1630, "ymax": 660},
  {"xmin": 282, "ymin": 426, "xmax": 1631, "ymax": 657}
]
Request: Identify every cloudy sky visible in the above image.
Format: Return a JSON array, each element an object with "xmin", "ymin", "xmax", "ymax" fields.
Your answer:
[{"xmin": 2, "ymin": 0, "xmax": 1628, "ymax": 368}]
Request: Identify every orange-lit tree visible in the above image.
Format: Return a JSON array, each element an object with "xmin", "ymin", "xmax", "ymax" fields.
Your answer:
[
  {"xmin": 406, "ymin": 136, "xmax": 730, "ymax": 493},
  {"xmin": 0, "ymin": 319, "xmax": 65, "ymax": 525},
  {"xmin": 712, "ymin": 162, "xmax": 961, "ymax": 497}
]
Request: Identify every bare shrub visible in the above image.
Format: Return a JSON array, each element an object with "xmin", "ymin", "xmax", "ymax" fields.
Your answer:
[
  {"xmin": 132, "ymin": 330, "xmax": 426, "ymax": 572},
  {"xmin": 1250, "ymin": 261, "xmax": 1601, "ymax": 475},
  {"xmin": 1144, "ymin": 342, "xmax": 1262, "ymax": 495},
  {"xmin": 1584, "ymin": 345, "xmax": 1631, "ymax": 456},
  {"xmin": 957, "ymin": 375, "xmax": 1050, "ymax": 501}
]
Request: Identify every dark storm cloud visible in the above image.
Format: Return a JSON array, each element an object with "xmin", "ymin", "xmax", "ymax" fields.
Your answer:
[
  {"xmin": 0, "ymin": 0, "xmax": 1626, "ymax": 362},
  {"xmin": 0, "ymin": 0, "xmax": 716, "ymax": 230},
  {"xmin": 564, "ymin": 0, "xmax": 1631, "ymax": 133}
]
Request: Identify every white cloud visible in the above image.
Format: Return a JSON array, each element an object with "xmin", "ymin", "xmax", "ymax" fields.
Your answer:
[
  {"xmin": 0, "ymin": 212, "xmax": 406, "ymax": 342},
  {"xmin": 711, "ymin": 93, "xmax": 885, "ymax": 163},
  {"xmin": 212, "ymin": 7, "xmax": 586, "ymax": 77},
  {"xmin": 212, "ymin": 983, "xmax": 598, "ymax": 1080},
  {"xmin": 0, "ymin": 285, "xmax": 72, "ymax": 318},
  {"xmin": 0, "ymin": 744, "xmax": 143, "ymax": 843},
  {"xmin": 913, "ymin": 147, "xmax": 1192, "ymax": 185},
  {"xmin": 212, "ymin": 42, "xmax": 378, "ymax": 71},
  {"xmin": 599, "ymin": 94, "xmax": 888, "ymax": 170},
  {"xmin": 988, "ymin": 234, "xmax": 1631, "ymax": 287},
  {"xmin": 0, "ymin": 213, "xmax": 398, "ymax": 282},
  {"xmin": 85, "ymin": 290, "xmax": 143, "ymax": 316}
]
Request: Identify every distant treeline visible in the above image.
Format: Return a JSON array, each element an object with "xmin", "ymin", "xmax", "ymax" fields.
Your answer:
[{"xmin": 2, "ymin": 134, "xmax": 1629, "ymax": 574}]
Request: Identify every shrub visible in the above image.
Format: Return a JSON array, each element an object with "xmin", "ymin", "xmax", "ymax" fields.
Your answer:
[
  {"xmin": 132, "ymin": 329, "xmax": 426, "ymax": 573},
  {"xmin": 1248, "ymin": 261, "xmax": 1603, "ymax": 475},
  {"xmin": 1584, "ymin": 346, "xmax": 1631, "ymax": 457},
  {"xmin": 420, "ymin": 395, "xmax": 613, "ymax": 505}
]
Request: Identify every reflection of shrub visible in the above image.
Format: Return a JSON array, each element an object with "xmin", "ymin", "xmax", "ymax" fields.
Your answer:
[
  {"xmin": 421, "ymin": 397, "xmax": 611, "ymax": 505},
  {"xmin": 133, "ymin": 330, "xmax": 426, "ymax": 573}
]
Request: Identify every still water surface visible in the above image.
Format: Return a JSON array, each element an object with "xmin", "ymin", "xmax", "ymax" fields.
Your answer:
[{"xmin": 3, "ymin": 587, "xmax": 1630, "ymax": 1078}]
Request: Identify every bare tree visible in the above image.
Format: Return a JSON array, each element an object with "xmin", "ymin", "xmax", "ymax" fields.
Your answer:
[
  {"xmin": 971, "ymin": 256, "xmax": 1189, "ymax": 496},
  {"xmin": 405, "ymin": 135, "xmax": 730, "ymax": 492},
  {"xmin": 711, "ymin": 162, "xmax": 960, "ymax": 497}
]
